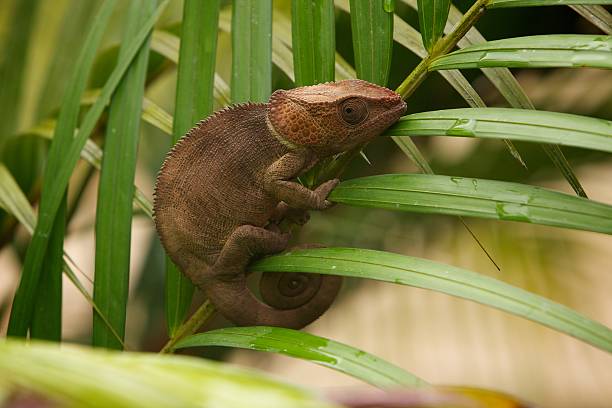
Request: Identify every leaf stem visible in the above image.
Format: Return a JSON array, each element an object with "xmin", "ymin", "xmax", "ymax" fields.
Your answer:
[
  {"xmin": 160, "ymin": 301, "xmax": 215, "ymax": 353},
  {"xmin": 396, "ymin": 0, "xmax": 488, "ymax": 99}
]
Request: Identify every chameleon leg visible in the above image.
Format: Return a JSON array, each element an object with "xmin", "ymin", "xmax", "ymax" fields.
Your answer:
[
  {"xmin": 263, "ymin": 151, "xmax": 340, "ymax": 211},
  {"xmin": 206, "ymin": 225, "xmax": 289, "ymax": 282},
  {"xmin": 195, "ymin": 225, "xmax": 341, "ymax": 329}
]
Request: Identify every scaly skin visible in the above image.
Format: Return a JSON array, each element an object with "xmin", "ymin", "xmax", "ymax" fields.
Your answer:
[{"xmin": 154, "ymin": 79, "xmax": 406, "ymax": 329}]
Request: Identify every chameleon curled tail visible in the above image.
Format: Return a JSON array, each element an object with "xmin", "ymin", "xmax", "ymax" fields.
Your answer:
[
  {"xmin": 175, "ymin": 220, "xmax": 343, "ymax": 329},
  {"xmin": 200, "ymin": 268, "xmax": 342, "ymax": 329}
]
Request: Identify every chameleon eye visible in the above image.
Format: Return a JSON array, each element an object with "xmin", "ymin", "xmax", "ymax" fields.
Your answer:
[{"xmin": 338, "ymin": 98, "xmax": 368, "ymax": 125}]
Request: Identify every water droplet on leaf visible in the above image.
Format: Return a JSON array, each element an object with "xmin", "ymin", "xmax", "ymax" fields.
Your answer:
[
  {"xmin": 495, "ymin": 202, "xmax": 531, "ymax": 223},
  {"xmin": 383, "ymin": 0, "xmax": 394, "ymax": 13},
  {"xmin": 446, "ymin": 118, "xmax": 477, "ymax": 137}
]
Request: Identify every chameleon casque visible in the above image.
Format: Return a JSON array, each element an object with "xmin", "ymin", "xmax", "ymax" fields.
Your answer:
[{"xmin": 154, "ymin": 79, "xmax": 406, "ymax": 329}]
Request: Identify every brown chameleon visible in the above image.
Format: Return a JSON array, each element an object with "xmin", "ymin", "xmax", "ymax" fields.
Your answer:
[{"xmin": 154, "ymin": 79, "xmax": 406, "ymax": 329}]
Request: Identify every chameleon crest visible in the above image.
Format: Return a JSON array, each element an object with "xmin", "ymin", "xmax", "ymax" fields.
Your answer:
[{"xmin": 154, "ymin": 80, "xmax": 406, "ymax": 329}]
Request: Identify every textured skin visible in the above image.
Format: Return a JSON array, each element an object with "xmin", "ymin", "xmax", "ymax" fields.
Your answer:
[{"xmin": 154, "ymin": 80, "xmax": 406, "ymax": 329}]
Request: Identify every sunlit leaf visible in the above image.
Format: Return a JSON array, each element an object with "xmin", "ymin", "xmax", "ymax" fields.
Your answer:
[{"xmin": 0, "ymin": 340, "xmax": 335, "ymax": 408}]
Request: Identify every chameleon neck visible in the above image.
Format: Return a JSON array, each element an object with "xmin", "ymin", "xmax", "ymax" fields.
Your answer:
[{"xmin": 265, "ymin": 114, "xmax": 300, "ymax": 150}]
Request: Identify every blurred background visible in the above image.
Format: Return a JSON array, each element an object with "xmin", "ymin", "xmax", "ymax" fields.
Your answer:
[{"xmin": 0, "ymin": 1, "xmax": 611, "ymax": 406}]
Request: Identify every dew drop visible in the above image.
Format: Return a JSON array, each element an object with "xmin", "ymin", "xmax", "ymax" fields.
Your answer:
[
  {"xmin": 383, "ymin": 0, "xmax": 394, "ymax": 13},
  {"xmin": 446, "ymin": 118, "xmax": 477, "ymax": 137},
  {"xmin": 495, "ymin": 202, "xmax": 531, "ymax": 223}
]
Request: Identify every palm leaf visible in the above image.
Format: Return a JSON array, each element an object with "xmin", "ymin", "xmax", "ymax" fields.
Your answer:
[
  {"xmin": 417, "ymin": 0, "xmax": 451, "ymax": 52},
  {"xmin": 7, "ymin": 0, "xmax": 120, "ymax": 337},
  {"xmin": 349, "ymin": 0, "xmax": 394, "ymax": 85},
  {"xmin": 291, "ymin": 0, "xmax": 335, "ymax": 85},
  {"xmin": 176, "ymin": 327, "xmax": 427, "ymax": 388},
  {"xmin": 231, "ymin": 0, "xmax": 272, "ymax": 102},
  {"xmin": 329, "ymin": 174, "xmax": 612, "ymax": 234},
  {"xmin": 429, "ymin": 35, "xmax": 612, "ymax": 70},
  {"xmin": 0, "ymin": 339, "xmax": 335, "ymax": 408},
  {"xmin": 388, "ymin": 108, "xmax": 612, "ymax": 153},
  {"xmin": 92, "ymin": 0, "xmax": 154, "ymax": 350},
  {"xmin": 251, "ymin": 248, "xmax": 612, "ymax": 353},
  {"xmin": 570, "ymin": 5, "xmax": 612, "ymax": 34}
]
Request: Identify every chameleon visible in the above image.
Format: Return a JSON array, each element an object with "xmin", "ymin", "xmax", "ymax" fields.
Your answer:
[{"xmin": 154, "ymin": 79, "xmax": 406, "ymax": 329}]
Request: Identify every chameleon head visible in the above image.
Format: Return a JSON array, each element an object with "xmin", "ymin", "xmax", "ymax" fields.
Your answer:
[{"xmin": 267, "ymin": 79, "xmax": 407, "ymax": 155}]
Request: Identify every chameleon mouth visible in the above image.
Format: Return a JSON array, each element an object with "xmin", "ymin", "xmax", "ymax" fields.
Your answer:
[
  {"xmin": 383, "ymin": 98, "xmax": 408, "ymax": 124},
  {"xmin": 395, "ymin": 99, "xmax": 408, "ymax": 116}
]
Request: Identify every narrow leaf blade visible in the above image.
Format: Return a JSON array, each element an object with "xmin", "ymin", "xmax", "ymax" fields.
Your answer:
[
  {"xmin": 30, "ymin": 196, "xmax": 65, "ymax": 341},
  {"xmin": 291, "ymin": 0, "xmax": 335, "ymax": 85},
  {"xmin": 250, "ymin": 248, "xmax": 612, "ymax": 353},
  {"xmin": 570, "ymin": 5, "xmax": 612, "ymax": 35},
  {"xmin": 329, "ymin": 174, "xmax": 612, "ymax": 234},
  {"xmin": 93, "ymin": 0, "xmax": 154, "ymax": 349},
  {"xmin": 349, "ymin": 0, "xmax": 394, "ymax": 85},
  {"xmin": 429, "ymin": 35, "xmax": 612, "ymax": 70},
  {"xmin": 417, "ymin": 0, "xmax": 451, "ymax": 52},
  {"xmin": 232, "ymin": 0, "xmax": 272, "ymax": 102},
  {"xmin": 7, "ymin": 0, "xmax": 120, "ymax": 337},
  {"xmin": 387, "ymin": 107, "xmax": 612, "ymax": 154},
  {"xmin": 0, "ymin": 340, "xmax": 335, "ymax": 408},
  {"xmin": 176, "ymin": 327, "xmax": 427, "ymax": 388}
]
